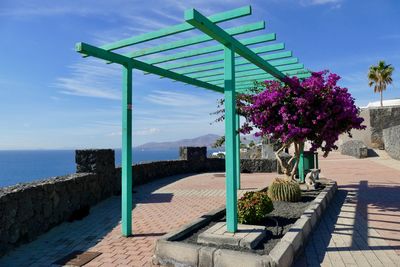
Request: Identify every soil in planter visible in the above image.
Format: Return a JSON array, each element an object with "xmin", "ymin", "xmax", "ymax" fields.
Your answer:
[{"xmin": 180, "ymin": 187, "xmax": 323, "ymax": 255}]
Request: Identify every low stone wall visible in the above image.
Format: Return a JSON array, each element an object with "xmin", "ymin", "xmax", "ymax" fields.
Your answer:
[
  {"xmin": 0, "ymin": 147, "xmax": 280, "ymax": 257},
  {"xmin": 0, "ymin": 173, "xmax": 114, "ymax": 256},
  {"xmin": 340, "ymin": 140, "xmax": 368, "ymax": 159},
  {"xmin": 339, "ymin": 106, "xmax": 400, "ymax": 149},
  {"xmin": 383, "ymin": 125, "xmax": 400, "ymax": 160}
]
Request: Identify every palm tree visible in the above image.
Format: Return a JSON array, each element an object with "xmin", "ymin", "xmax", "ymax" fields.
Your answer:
[{"xmin": 368, "ymin": 60, "xmax": 394, "ymax": 107}]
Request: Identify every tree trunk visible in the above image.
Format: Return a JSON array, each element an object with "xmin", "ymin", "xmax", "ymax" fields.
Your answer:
[
  {"xmin": 274, "ymin": 141, "xmax": 304, "ymax": 182},
  {"xmin": 380, "ymin": 90, "xmax": 383, "ymax": 107},
  {"xmin": 275, "ymin": 143, "xmax": 290, "ymax": 179}
]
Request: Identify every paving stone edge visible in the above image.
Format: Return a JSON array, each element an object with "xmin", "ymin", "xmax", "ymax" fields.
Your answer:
[{"xmin": 270, "ymin": 179, "xmax": 338, "ymax": 267}]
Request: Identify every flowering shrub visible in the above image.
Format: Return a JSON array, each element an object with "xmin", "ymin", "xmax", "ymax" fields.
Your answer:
[
  {"xmin": 244, "ymin": 71, "xmax": 366, "ymax": 179},
  {"xmin": 238, "ymin": 190, "xmax": 273, "ymax": 224}
]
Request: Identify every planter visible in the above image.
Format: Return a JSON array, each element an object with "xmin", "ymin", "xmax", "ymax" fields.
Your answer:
[{"xmin": 153, "ymin": 179, "xmax": 337, "ymax": 267}]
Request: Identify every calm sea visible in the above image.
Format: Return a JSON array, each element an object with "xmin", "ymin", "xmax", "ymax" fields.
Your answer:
[{"xmin": 0, "ymin": 149, "xmax": 191, "ymax": 188}]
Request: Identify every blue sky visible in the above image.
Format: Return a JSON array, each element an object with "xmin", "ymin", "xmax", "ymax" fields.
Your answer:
[{"xmin": 0, "ymin": 0, "xmax": 399, "ymax": 150}]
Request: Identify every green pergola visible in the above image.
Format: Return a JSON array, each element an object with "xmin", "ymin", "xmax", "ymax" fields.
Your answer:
[{"xmin": 75, "ymin": 5, "xmax": 310, "ymax": 236}]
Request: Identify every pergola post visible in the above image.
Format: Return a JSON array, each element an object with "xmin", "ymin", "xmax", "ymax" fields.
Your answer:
[
  {"xmin": 76, "ymin": 5, "xmax": 311, "ymax": 238},
  {"xmin": 236, "ymin": 113, "xmax": 241, "ymax": 189},
  {"xmin": 224, "ymin": 44, "xmax": 238, "ymax": 233},
  {"xmin": 121, "ymin": 64, "xmax": 133, "ymax": 236}
]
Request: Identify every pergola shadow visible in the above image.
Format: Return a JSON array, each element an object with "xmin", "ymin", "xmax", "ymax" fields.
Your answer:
[{"xmin": 296, "ymin": 180, "xmax": 400, "ymax": 266}]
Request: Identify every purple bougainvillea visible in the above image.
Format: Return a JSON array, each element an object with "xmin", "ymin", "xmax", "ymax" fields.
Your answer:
[{"xmin": 244, "ymin": 70, "xmax": 366, "ymax": 179}]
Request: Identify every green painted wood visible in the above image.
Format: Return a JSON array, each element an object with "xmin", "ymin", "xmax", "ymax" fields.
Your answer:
[
  {"xmin": 121, "ymin": 64, "xmax": 133, "ymax": 236},
  {"xmin": 185, "ymin": 8, "xmax": 285, "ymax": 80},
  {"xmin": 161, "ymin": 49, "xmax": 290, "ymax": 74},
  {"xmin": 224, "ymin": 45, "xmax": 238, "ymax": 233},
  {"xmin": 236, "ymin": 113, "xmax": 241, "ymax": 190},
  {"xmin": 124, "ymin": 21, "xmax": 265, "ymax": 59},
  {"xmin": 146, "ymin": 34, "xmax": 278, "ymax": 65},
  {"xmin": 188, "ymin": 58, "xmax": 299, "ymax": 79},
  {"xmin": 234, "ymin": 73, "xmax": 312, "ymax": 90},
  {"xmin": 217, "ymin": 69, "xmax": 310, "ymax": 85},
  {"xmin": 298, "ymin": 147, "xmax": 305, "ymax": 183},
  {"xmin": 76, "ymin": 42, "xmax": 224, "ymax": 93},
  {"xmin": 100, "ymin": 6, "xmax": 252, "ymax": 51},
  {"xmin": 173, "ymin": 43, "xmax": 285, "ymax": 75},
  {"xmin": 76, "ymin": 42, "xmax": 130, "ymax": 65},
  {"xmin": 207, "ymin": 65, "xmax": 305, "ymax": 83}
]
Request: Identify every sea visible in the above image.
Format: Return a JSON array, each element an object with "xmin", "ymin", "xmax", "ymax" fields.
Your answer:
[{"xmin": 0, "ymin": 148, "xmax": 219, "ymax": 188}]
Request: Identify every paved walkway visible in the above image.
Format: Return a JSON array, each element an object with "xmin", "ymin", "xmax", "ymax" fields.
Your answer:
[
  {"xmin": 0, "ymin": 152, "xmax": 399, "ymax": 267},
  {"xmin": 0, "ymin": 173, "xmax": 270, "ymax": 267},
  {"xmin": 295, "ymin": 152, "xmax": 400, "ymax": 266}
]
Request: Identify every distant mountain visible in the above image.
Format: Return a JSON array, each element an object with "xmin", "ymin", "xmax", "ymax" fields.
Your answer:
[{"xmin": 135, "ymin": 134, "xmax": 221, "ymax": 150}]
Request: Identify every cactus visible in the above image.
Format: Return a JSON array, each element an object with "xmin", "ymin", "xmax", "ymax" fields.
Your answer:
[{"xmin": 268, "ymin": 178, "xmax": 302, "ymax": 202}]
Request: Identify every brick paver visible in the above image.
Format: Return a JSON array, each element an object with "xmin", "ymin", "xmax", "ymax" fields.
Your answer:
[
  {"xmin": 0, "ymin": 151, "xmax": 399, "ymax": 267},
  {"xmin": 0, "ymin": 173, "xmax": 270, "ymax": 267},
  {"xmin": 295, "ymin": 152, "xmax": 400, "ymax": 266}
]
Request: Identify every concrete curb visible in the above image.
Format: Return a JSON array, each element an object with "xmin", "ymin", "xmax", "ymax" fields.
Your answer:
[
  {"xmin": 153, "ymin": 180, "xmax": 338, "ymax": 267},
  {"xmin": 270, "ymin": 180, "xmax": 337, "ymax": 266}
]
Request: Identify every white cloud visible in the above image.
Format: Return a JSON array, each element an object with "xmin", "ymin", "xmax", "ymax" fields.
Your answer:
[
  {"xmin": 133, "ymin": 127, "xmax": 160, "ymax": 136},
  {"xmin": 300, "ymin": 0, "xmax": 342, "ymax": 8},
  {"xmin": 145, "ymin": 90, "xmax": 208, "ymax": 107},
  {"xmin": 55, "ymin": 59, "xmax": 121, "ymax": 100}
]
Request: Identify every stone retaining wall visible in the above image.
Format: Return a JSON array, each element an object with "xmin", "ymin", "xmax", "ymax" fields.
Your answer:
[
  {"xmin": 0, "ymin": 147, "xmax": 280, "ymax": 257},
  {"xmin": 339, "ymin": 106, "xmax": 400, "ymax": 149},
  {"xmin": 383, "ymin": 125, "xmax": 400, "ymax": 160}
]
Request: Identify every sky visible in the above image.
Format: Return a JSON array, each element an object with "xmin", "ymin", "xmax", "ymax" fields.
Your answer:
[{"xmin": 0, "ymin": 0, "xmax": 399, "ymax": 150}]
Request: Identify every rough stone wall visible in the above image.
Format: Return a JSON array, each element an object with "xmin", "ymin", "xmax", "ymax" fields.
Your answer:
[
  {"xmin": 340, "ymin": 140, "xmax": 368, "ymax": 159},
  {"xmin": 369, "ymin": 106, "xmax": 400, "ymax": 148},
  {"xmin": 383, "ymin": 125, "xmax": 400, "ymax": 160},
  {"xmin": 339, "ymin": 106, "xmax": 400, "ymax": 149},
  {"xmin": 0, "ymin": 147, "xmax": 282, "ymax": 257},
  {"xmin": 0, "ymin": 173, "xmax": 111, "ymax": 257}
]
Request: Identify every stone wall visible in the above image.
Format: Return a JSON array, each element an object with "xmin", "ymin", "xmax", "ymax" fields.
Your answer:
[
  {"xmin": 383, "ymin": 125, "xmax": 400, "ymax": 160},
  {"xmin": 0, "ymin": 150, "xmax": 118, "ymax": 257},
  {"xmin": 340, "ymin": 140, "xmax": 368, "ymax": 159},
  {"xmin": 0, "ymin": 147, "xmax": 280, "ymax": 257},
  {"xmin": 339, "ymin": 106, "xmax": 400, "ymax": 149}
]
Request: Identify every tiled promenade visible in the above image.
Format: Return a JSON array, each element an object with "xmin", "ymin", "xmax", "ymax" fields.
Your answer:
[
  {"xmin": 0, "ymin": 151, "xmax": 399, "ymax": 266},
  {"xmin": 296, "ymin": 152, "xmax": 400, "ymax": 266}
]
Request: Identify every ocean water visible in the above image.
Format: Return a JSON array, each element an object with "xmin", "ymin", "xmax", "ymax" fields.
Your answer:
[{"xmin": 0, "ymin": 149, "xmax": 183, "ymax": 188}]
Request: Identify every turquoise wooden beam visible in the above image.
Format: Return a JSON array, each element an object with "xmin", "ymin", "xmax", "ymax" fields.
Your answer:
[
  {"xmin": 214, "ymin": 69, "xmax": 310, "ymax": 86},
  {"xmin": 121, "ymin": 64, "xmax": 133, "ymax": 236},
  {"xmin": 124, "ymin": 21, "xmax": 265, "ymax": 59},
  {"xmin": 185, "ymin": 8, "xmax": 286, "ymax": 80},
  {"xmin": 224, "ymin": 44, "xmax": 238, "ymax": 233},
  {"xmin": 173, "ymin": 44, "xmax": 286, "ymax": 75},
  {"xmin": 146, "ymin": 34, "xmax": 278, "ymax": 65},
  {"xmin": 76, "ymin": 42, "xmax": 224, "ymax": 93},
  {"xmin": 234, "ymin": 73, "xmax": 312, "ymax": 90},
  {"xmin": 76, "ymin": 42, "xmax": 131, "ymax": 65},
  {"xmin": 188, "ymin": 58, "xmax": 299, "ymax": 79},
  {"xmin": 100, "ymin": 6, "xmax": 252, "ymax": 51},
  {"xmin": 207, "ymin": 64, "xmax": 305, "ymax": 83},
  {"xmin": 236, "ymin": 114, "xmax": 241, "ymax": 190},
  {"xmin": 158, "ymin": 37, "xmax": 280, "ymax": 70}
]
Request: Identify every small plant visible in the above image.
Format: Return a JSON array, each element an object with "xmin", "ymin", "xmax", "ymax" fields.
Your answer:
[
  {"xmin": 268, "ymin": 178, "xmax": 302, "ymax": 202},
  {"xmin": 238, "ymin": 191, "xmax": 274, "ymax": 224}
]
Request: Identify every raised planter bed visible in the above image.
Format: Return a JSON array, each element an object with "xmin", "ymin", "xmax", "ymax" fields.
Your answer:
[{"xmin": 153, "ymin": 179, "xmax": 337, "ymax": 267}]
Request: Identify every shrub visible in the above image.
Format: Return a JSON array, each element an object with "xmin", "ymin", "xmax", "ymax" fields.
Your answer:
[
  {"xmin": 238, "ymin": 190, "xmax": 274, "ymax": 224},
  {"xmin": 268, "ymin": 178, "xmax": 302, "ymax": 202}
]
